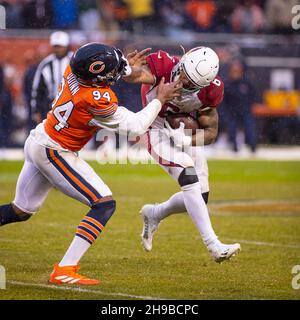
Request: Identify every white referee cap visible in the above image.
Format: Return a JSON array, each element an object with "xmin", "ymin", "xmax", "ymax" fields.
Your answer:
[{"xmin": 50, "ymin": 31, "xmax": 70, "ymax": 47}]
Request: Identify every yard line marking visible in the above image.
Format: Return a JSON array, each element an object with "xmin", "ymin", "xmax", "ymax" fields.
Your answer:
[
  {"xmin": 7, "ymin": 280, "xmax": 170, "ymax": 300},
  {"xmin": 191, "ymin": 234, "xmax": 300, "ymax": 249},
  {"xmin": 209, "ymin": 199, "xmax": 300, "ymax": 206},
  {"xmin": 0, "ymin": 238, "xmax": 22, "ymax": 243},
  {"xmin": 36, "ymin": 199, "xmax": 299, "ymax": 229},
  {"xmin": 223, "ymin": 238, "xmax": 300, "ymax": 249}
]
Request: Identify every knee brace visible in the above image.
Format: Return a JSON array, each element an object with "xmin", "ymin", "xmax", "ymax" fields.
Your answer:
[
  {"xmin": 178, "ymin": 167, "xmax": 199, "ymax": 187},
  {"xmin": 0, "ymin": 203, "xmax": 31, "ymax": 226},
  {"xmin": 88, "ymin": 200, "xmax": 116, "ymax": 227}
]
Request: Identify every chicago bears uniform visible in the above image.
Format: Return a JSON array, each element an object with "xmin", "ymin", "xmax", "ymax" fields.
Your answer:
[
  {"xmin": 45, "ymin": 65, "xmax": 119, "ymax": 152},
  {"xmin": 13, "ymin": 62, "xmax": 166, "ymax": 212},
  {"xmin": 142, "ymin": 50, "xmax": 224, "ymax": 193},
  {"xmin": 0, "ymin": 40, "xmax": 185, "ymax": 285},
  {"xmin": 0, "ymin": 43, "xmax": 182, "ymax": 284},
  {"xmin": 13, "ymin": 64, "xmax": 119, "ymax": 213}
]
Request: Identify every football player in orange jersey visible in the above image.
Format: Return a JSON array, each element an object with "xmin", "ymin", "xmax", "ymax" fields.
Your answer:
[{"xmin": 0, "ymin": 43, "xmax": 181, "ymax": 285}]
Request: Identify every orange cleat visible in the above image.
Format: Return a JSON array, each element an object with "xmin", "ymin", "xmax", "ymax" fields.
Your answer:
[{"xmin": 49, "ymin": 264, "xmax": 100, "ymax": 285}]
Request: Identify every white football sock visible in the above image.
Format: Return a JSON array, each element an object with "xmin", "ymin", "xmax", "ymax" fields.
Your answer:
[
  {"xmin": 58, "ymin": 236, "xmax": 91, "ymax": 267},
  {"xmin": 181, "ymin": 182, "xmax": 219, "ymax": 246},
  {"xmin": 155, "ymin": 192, "xmax": 186, "ymax": 220}
]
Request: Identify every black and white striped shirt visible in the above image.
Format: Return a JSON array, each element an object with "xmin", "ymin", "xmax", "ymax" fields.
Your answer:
[{"xmin": 30, "ymin": 52, "xmax": 73, "ymax": 118}]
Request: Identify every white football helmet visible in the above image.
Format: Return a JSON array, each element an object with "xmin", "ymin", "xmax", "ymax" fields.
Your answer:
[{"xmin": 172, "ymin": 46, "xmax": 219, "ymax": 93}]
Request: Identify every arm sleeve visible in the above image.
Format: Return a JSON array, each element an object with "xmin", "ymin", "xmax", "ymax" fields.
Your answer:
[
  {"xmin": 88, "ymin": 102, "xmax": 118, "ymax": 118},
  {"xmin": 146, "ymin": 51, "xmax": 179, "ymax": 85},
  {"xmin": 90, "ymin": 99, "xmax": 162, "ymax": 135}
]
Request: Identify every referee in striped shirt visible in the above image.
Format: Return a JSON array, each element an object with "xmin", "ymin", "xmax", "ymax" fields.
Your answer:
[{"xmin": 31, "ymin": 31, "xmax": 73, "ymax": 125}]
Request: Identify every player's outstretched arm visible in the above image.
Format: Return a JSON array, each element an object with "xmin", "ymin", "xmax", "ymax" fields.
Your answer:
[
  {"xmin": 192, "ymin": 108, "xmax": 219, "ymax": 146},
  {"xmin": 123, "ymin": 48, "xmax": 155, "ymax": 85},
  {"xmin": 93, "ymin": 78, "xmax": 182, "ymax": 135}
]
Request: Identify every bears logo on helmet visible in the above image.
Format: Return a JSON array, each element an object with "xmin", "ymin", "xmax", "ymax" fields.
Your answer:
[
  {"xmin": 89, "ymin": 61, "xmax": 105, "ymax": 74},
  {"xmin": 70, "ymin": 42, "xmax": 127, "ymax": 86}
]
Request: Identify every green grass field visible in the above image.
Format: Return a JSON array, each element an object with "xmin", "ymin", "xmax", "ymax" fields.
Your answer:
[{"xmin": 0, "ymin": 160, "xmax": 299, "ymax": 300}]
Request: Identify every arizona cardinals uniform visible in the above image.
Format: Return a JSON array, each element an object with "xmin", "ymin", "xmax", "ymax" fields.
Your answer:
[{"xmin": 141, "ymin": 50, "xmax": 224, "ymax": 194}]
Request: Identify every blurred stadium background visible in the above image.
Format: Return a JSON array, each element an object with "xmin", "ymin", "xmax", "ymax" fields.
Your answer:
[
  {"xmin": 0, "ymin": 1, "xmax": 300, "ymax": 300},
  {"xmin": 0, "ymin": 0, "xmax": 299, "ymax": 160}
]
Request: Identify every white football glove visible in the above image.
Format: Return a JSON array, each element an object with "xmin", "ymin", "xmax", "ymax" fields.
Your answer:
[{"xmin": 164, "ymin": 121, "xmax": 192, "ymax": 148}]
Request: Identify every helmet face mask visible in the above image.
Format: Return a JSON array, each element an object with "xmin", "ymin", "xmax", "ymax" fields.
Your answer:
[
  {"xmin": 181, "ymin": 67, "xmax": 209, "ymax": 92},
  {"xmin": 70, "ymin": 43, "xmax": 127, "ymax": 87},
  {"xmin": 93, "ymin": 68, "xmax": 122, "ymax": 87},
  {"xmin": 96, "ymin": 48, "xmax": 127, "ymax": 86},
  {"xmin": 172, "ymin": 64, "xmax": 208, "ymax": 94}
]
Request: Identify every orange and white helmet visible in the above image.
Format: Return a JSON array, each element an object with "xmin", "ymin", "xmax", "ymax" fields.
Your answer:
[{"xmin": 172, "ymin": 46, "xmax": 219, "ymax": 92}]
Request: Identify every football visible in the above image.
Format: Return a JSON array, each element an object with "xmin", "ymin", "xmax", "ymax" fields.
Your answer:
[{"xmin": 166, "ymin": 113, "xmax": 200, "ymax": 135}]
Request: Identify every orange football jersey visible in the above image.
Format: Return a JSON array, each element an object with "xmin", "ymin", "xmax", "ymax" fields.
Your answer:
[{"xmin": 44, "ymin": 65, "xmax": 118, "ymax": 151}]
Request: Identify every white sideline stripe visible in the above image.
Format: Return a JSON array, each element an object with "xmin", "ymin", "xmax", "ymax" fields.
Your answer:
[
  {"xmin": 209, "ymin": 199, "xmax": 300, "ymax": 206},
  {"xmin": 223, "ymin": 238, "xmax": 300, "ymax": 249},
  {"xmin": 1, "ymin": 147, "xmax": 300, "ymax": 161},
  {"xmin": 7, "ymin": 280, "xmax": 169, "ymax": 300},
  {"xmin": 36, "ymin": 199, "xmax": 299, "ymax": 230},
  {"xmin": 246, "ymin": 56, "xmax": 300, "ymax": 68}
]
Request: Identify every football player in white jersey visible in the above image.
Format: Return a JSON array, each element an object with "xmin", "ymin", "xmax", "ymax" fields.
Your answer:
[{"xmin": 125, "ymin": 47, "xmax": 241, "ymax": 263}]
